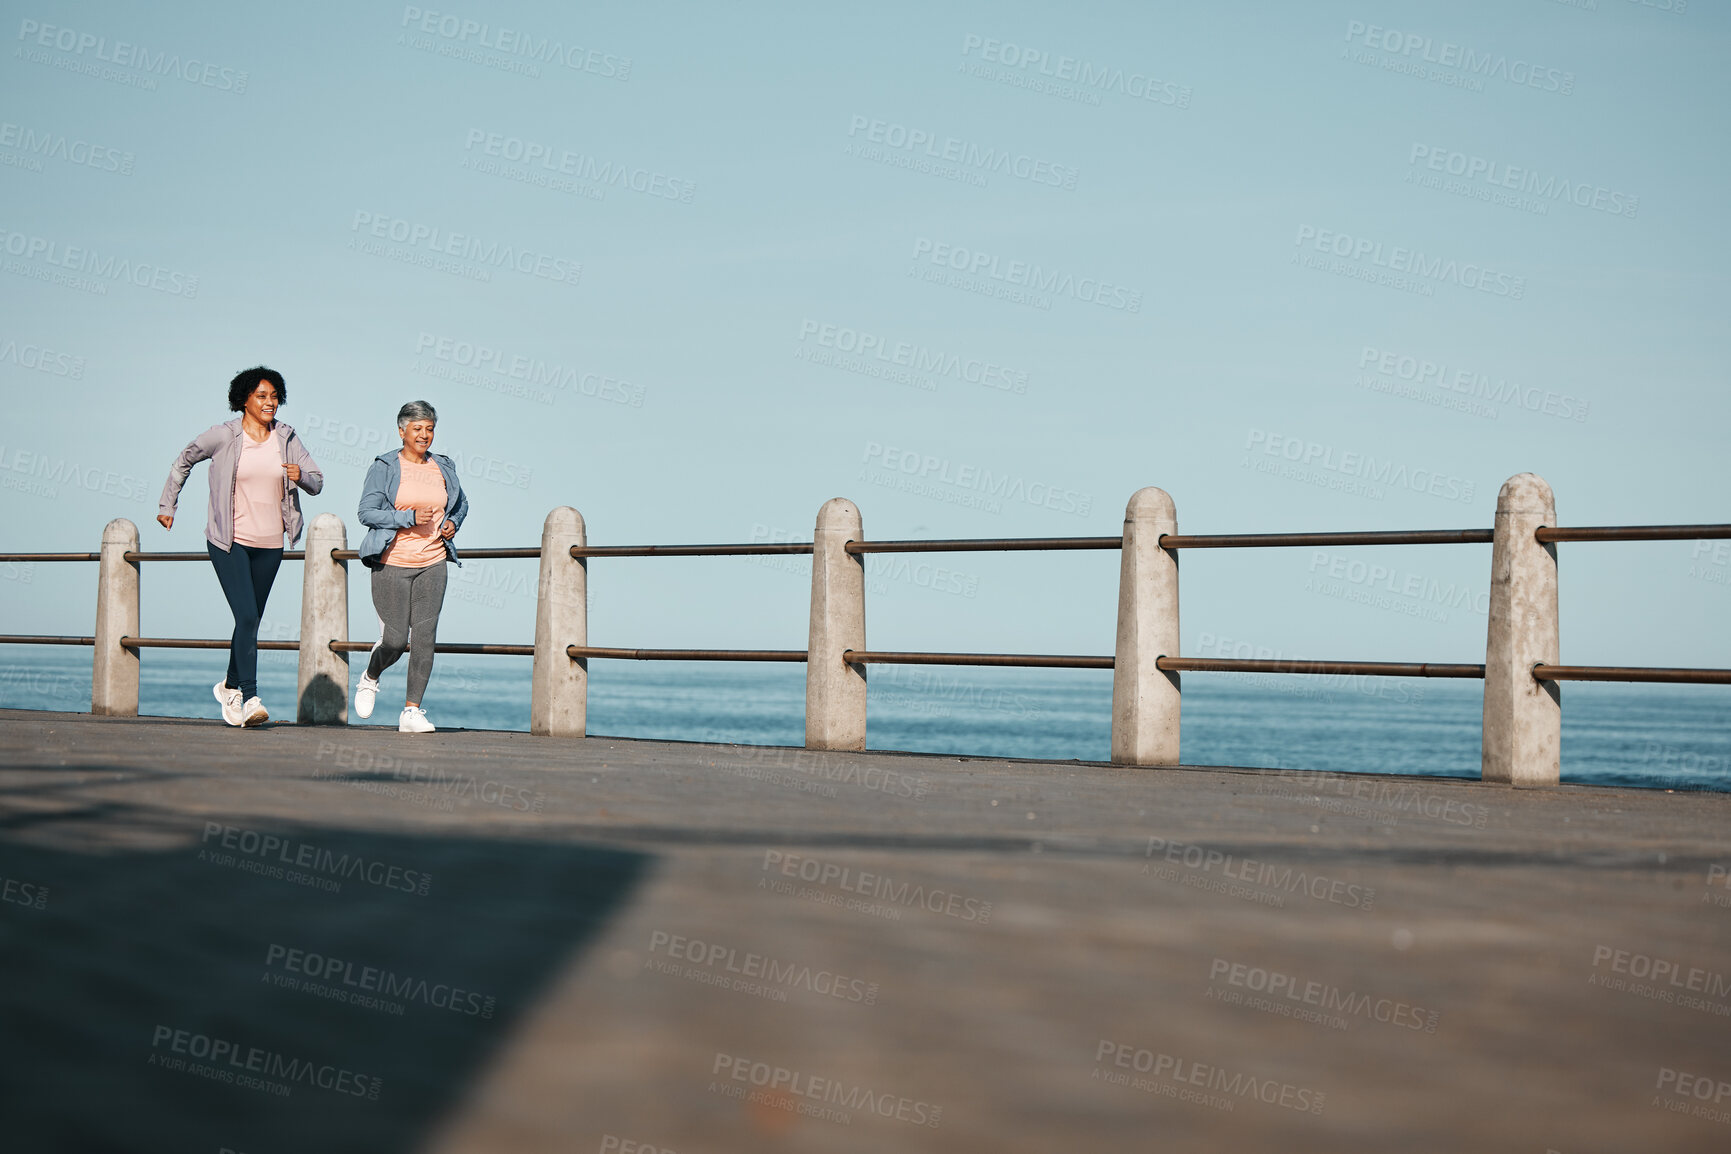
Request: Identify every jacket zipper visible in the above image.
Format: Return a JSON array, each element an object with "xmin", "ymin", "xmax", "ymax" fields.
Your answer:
[{"xmin": 227, "ymin": 425, "xmax": 241, "ymax": 549}]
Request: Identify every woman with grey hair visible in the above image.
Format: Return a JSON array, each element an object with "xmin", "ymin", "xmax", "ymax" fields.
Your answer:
[{"xmin": 354, "ymin": 400, "xmax": 469, "ymax": 732}]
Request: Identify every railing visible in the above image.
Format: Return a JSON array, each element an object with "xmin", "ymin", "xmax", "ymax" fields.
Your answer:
[{"xmin": 3, "ymin": 473, "xmax": 1728, "ymax": 786}]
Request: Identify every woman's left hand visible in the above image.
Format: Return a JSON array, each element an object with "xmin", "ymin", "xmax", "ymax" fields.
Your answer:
[
  {"xmin": 283, "ymin": 463, "xmax": 301, "ymax": 483},
  {"xmin": 439, "ymin": 520, "xmax": 457, "ymax": 540}
]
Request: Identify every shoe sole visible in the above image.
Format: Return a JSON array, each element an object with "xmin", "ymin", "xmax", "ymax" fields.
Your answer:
[{"xmin": 243, "ymin": 707, "xmax": 269, "ymax": 727}]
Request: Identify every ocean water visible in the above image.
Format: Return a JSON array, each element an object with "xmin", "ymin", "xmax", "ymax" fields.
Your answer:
[{"xmin": 0, "ymin": 645, "xmax": 1725, "ymax": 792}]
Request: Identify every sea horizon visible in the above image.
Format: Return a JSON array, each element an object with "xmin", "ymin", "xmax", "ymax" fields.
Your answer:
[{"xmin": 3, "ymin": 645, "xmax": 1724, "ymax": 793}]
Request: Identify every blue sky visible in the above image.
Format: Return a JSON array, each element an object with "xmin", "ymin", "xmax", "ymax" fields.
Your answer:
[{"xmin": 2, "ymin": 0, "xmax": 1726, "ymax": 669}]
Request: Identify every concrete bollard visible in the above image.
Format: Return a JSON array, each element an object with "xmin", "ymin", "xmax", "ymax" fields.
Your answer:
[
  {"xmin": 531, "ymin": 506, "xmax": 587, "ymax": 738},
  {"xmin": 296, "ymin": 513, "xmax": 349, "ymax": 725},
  {"xmin": 1111, "ymin": 487, "xmax": 1181, "ymax": 765},
  {"xmin": 91, "ymin": 518, "xmax": 140, "ymax": 717},
  {"xmin": 805, "ymin": 498, "xmax": 866, "ymax": 751},
  {"xmin": 1481, "ymin": 473, "xmax": 1560, "ymax": 786}
]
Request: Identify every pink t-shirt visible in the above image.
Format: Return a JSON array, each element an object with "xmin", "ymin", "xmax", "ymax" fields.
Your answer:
[
  {"xmin": 231, "ymin": 432, "xmax": 285, "ymax": 548},
  {"xmin": 380, "ymin": 457, "xmax": 449, "ymax": 568}
]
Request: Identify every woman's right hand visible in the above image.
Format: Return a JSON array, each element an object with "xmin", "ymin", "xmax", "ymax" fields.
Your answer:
[
  {"xmin": 156, "ymin": 514, "xmax": 173, "ymax": 530},
  {"xmin": 415, "ymin": 508, "xmax": 435, "ymax": 526}
]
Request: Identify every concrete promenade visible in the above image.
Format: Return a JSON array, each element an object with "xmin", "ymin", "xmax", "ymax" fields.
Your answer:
[{"xmin": 2, "ymin": 708, "xmax": 1729, "ymax": 1152}]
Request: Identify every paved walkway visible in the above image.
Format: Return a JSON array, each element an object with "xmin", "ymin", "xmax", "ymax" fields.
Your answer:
[{"xmin": 2, "ymin": 708, "xmax": 1729, "ymax": 1152}]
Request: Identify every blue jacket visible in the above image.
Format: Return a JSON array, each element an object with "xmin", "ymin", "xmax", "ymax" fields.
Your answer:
[{"xmin": 357, "ymin": 451, "xmax": 468, "ymax": 569}]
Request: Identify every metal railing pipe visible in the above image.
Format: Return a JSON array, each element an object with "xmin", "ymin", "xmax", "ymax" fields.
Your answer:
[
  {"xmin": 845, "ymin": 650, "xmax": 1114, "ymax": 670},
  {"xmin": 0, "ymin": 553, "xmax": 99, "ymax": 562},
  {"xmin": 571, "ymin": 647, "xmax": 807, "ymax": 662},
  {"xmin": 122, "ymin": 638, "xmax": 299, "ymax": 651},
  {"xmin": 845, "ymin": 536, "xmax": 1120, "ymax": 554},
  {"xmin": 329, "ymin": 640, "xmax": 533, "ymax": 656},
  {"xmin": 574, "ymin": 542, "xmax": 814, "ymax": 558},
  {"xmin": 1532, "ymin": 665, "xmax": 1731, "ymax": 684},
  {"xmin": 1535, "ymin": 524, "xmax": 1731, "ymax": 543},
  {"xmin": 0, "ymin": 635, "xmax": 96, "ymax": 645},
  {"xmin": 1160, "ymin": 529, "xmax": 1494, "ymax": 549},
  {"xmin": 1157, "ymin": 657, "xmax": 1485, "ymax": 678}
]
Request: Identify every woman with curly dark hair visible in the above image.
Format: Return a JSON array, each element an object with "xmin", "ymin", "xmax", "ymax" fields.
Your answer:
[{"xmin": 157, "ymin": 366, "xmax": 323, "ymax": 727}]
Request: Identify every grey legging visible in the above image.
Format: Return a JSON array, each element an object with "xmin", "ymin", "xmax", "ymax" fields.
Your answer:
[{"xmin": 366, "ymin": 561, "xmax": 448, "ymax": 704}]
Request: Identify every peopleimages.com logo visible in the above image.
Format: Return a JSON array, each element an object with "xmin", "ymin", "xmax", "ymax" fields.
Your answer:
[
  {"xmin": 910, "ymin": 236, "xmax": 1142, "ymax": 312},
  {"xmin": 462, "ymin": 129, "xmax": 694, "ymax": 202},
  {"xmin": 861, "ymin": 440, "xmax": 1093, "ymax": 517},
  {"xmin": 263, "ymin": 942, "xmax": 497, "ymax": 1018},
  {"xmin": 1293, "ymin": 225, "xmax": 1525, "ymax": 299},
  {"xmin": 0, "ymin": 120, "xmax": 134, "ymax": 175},
  {"xmin": 0, "ymin": 442, "xmax": 151, "ymax": 502},
  {"xmin": 1243, "ymin": 428, "xmax": 1477, "ymax": 504},
  {"xmin": 1145, "ymin": 835, "xmax": 1376, "ymax": 911},
  {"xmin": 414, "ymin": 331, "xmax": 644, "ymax": 407},
  {"xmin": 798, "ymin": 320, "xmax": 1028, "ymax": 394},
  {"xmin": 1407, "ymin": 144, "xmax": 1637, "ymax": 219},
  {"xmin": 348, "ymin": 211, "xmax": 580, "ymax": 286},
  {"xmin": 959, "ymin": 34, "xmax": 1192, "ymax": 108},
  {"xmin": 711, "ymin": 1052, "xmax": 942, "ymax": 1127},
  {"xmin": 1341, "ymin": 20, "xmax": 1574, "ymax": 95},
  {"xmin": 647, "ymin": 929, "xmax": 881, "ymax": 1005},
  {"xmin": 1357, "ymin": 345, "xmax": 1589, "ymax": 423},
  {"xmin": 398, "ymin": 7, "xmax": 630, "ymax": 79},
  {"xmin": 149, "ymin": 1024, "xmax": 379, "ymax": 1099},
  {"xmin": 15, "ymin": 18, "xmax": 250, "ymax": 93},
  {"xmin": 199, "ymin": 822, "xmax": 432, "ymax": 897},
  {"xmin": 1093, "ymin": 1039, "xmax": 1325, "ymax": 1114},
  {"xmin": 845, "ymin": 115, "xmax": 1079, "ymax": 190},
  {"xmin": 0, "ymin": 226, "xmax": 198, "ymax": 297}
]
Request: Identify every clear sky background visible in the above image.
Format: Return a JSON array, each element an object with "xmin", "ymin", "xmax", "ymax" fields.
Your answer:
[{"xmin": 2, "ymin": 0, "xmax": 1726, "ymax": 671}]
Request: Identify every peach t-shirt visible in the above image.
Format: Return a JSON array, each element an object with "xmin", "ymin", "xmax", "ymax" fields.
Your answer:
[
  {"xmin": 380, "ymin": 456, "xmax": 448, "ymax": 568},
  {"xmin": 231, "ymin": 431, "xmax": 285, "ymax": 548}
]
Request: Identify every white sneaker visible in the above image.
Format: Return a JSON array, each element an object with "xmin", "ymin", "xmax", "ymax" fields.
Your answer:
[
  {"xmin": 241, "ymin": 697, "xmax": 269, "ymax": 727},
  {"xmin": 214, "ymin": 682, "xmax": 244, "ymax": 727},
  {"xmin": 354, "ymin": 673, "xmax": 379, "ymax": 720},
  {"xmin": 399, "ymin": 705, "xmax": 435, "ymax": 734}
]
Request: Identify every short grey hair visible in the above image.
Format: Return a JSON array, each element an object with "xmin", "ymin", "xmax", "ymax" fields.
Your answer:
[{"xmin": 397, "ymin": 400, "xmax": 437, "ymax": 428}]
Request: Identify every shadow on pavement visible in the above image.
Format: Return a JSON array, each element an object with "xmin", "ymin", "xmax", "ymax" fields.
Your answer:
[{"xmin": 0, "ymin": 803, "xmax": 649, "ymax": 1153}]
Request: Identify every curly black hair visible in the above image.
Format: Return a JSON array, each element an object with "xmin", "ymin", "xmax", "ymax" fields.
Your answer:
[{"xmin": 228, "ymin": 366, "xmax": 286, "ymax": 411}]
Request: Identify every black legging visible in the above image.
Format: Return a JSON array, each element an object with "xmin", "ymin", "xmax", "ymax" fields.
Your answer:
[{"xmin": 207, "ymin": 541, "xmax": 283, "ymax": 699}]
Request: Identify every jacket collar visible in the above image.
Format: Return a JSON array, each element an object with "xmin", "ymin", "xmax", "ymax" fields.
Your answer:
[
  {"xmin": 225, "ymin": 416, "xmax": 286, "ymax": 441},
  {"xmin": 377, "ymin": 449, "xmax": 446, "ymax": 467}
]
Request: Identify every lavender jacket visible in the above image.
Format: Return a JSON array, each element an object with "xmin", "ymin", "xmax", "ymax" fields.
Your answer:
[{"xmin": 158, "ymin": 418, "xmax": 324, "ymax": 549}]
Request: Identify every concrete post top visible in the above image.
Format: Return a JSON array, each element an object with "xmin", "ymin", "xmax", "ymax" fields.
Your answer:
[
  {"xmin": 102, "ymin": 518, "xmax": 138, "ymax": 545},
  {"xmin": 1123, "ymin": 487, "xmax": 1176, "ymax": 523},
  {"xmin": 815, "ymin": 498, "xmax": 861, "ymax": 530},
  {"xmin": 543, "ymin": 506, "xmax": 586, "ymax": 536},
  {"xmin": 308, "ymin": 511, "xmax": 346, "ymax": 540},
  {"xmin": 1496, "ymin": 473, "xmax": 1556, "ymax": 516}
]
